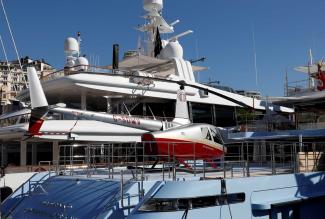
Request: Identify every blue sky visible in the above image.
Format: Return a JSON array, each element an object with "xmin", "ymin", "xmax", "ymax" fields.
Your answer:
[{"xmin": 1, "ymin": 0, "xmax": 325, "ymax": 96}]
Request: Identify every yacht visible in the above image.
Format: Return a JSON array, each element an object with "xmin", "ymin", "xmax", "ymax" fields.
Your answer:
[
  {"xmin": 0, "ymin": 0, "xmax": 293, "ymax": 168},
  {"xmin": 2, "ymin": 1, "xmax": 325, "ymax": 219}
]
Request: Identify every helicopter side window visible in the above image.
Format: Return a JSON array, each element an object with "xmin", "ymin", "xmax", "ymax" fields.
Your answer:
[
  {"xmin": 201, "ymin": 127, "xmax": 212, "ymax": 141},
  {"xmin": 210, "ymin": 128, "xmax": 224, "ymax": 145}
]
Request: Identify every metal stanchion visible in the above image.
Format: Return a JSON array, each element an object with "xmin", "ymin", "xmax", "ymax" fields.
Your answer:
[{"xmin": 120, "ymin": 170, "xmax": 124, "ymax": 207}]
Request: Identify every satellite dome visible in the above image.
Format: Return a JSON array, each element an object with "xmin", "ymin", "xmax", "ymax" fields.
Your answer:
[
  {"xmin": 75, "ymin": 57, "xmax": 89, "ymax": 71},
  {"xmin": 143, "ymin": 0, "xmax": 163, "ymax": 12},
  {"xmin": 159, "ymin": 41, "xmax": 183, "ymax": 60},
  {"xmin": 65, "ymin": 56, "xmax": 75, "ymax": 68},
  {"xmin": 64, "ymin": 37, "xmax": 79, "ymax": 54}
]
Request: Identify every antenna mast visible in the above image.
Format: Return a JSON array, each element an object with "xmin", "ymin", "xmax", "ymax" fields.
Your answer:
[
  {"xmin": 308, "ymin": 48, "xmax": 314, "ymax": 90},
  {"xmin": 138, "ymin": 0, "xmax": 174, "ymax": 57}
]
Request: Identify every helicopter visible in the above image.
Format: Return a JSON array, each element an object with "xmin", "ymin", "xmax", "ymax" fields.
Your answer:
[{"xmin": 26, "ymin": 67, "xmax": 226, "ymax": 166}]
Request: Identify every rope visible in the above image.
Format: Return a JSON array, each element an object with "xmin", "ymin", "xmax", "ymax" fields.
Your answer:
[
  {"xmin": 0, "ymin": 0, "xmax": 27, "ymax": 87},
  {"xmin": 0, "ymin": 34, "xmax": 16, "ymax": 92}
]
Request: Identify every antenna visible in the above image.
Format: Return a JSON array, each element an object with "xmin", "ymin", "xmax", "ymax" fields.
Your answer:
[
  {"xmin": 77, "ymin": 31, "xmax": 81, "ymax": 57},
  {"xmin": 195, "ymin": 39, "xmax": 200, "ymax": 82},
  {"xmin": 309, "ymin": 48, "xmax": 313, "ymax": 65},
  {"xmin": 137, "ymin": 35, "xmax": 141, "ymax": 54},
  {"xmin": 308, "ymin": 49, "xmax": 315, "ymax": 89},
  {"xmin": 252, "ymin": 23, "xmax": 258, "ymax": 86},
  {"xmin": 284, "ymin": 68, "xmax": 288, "ymax": 96},
  {"xmin": 167, "ymin": 30, "xmax": 193, "ymax": 42},
  {"xmin": 170, "ymin": 20, "xmax": 180, "ymax": 27}
]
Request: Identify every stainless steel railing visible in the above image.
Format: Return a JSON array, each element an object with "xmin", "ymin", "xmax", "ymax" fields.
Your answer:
[{"xmin": 56, "ymin": 141, "xmax": 325, "ymax": 181}]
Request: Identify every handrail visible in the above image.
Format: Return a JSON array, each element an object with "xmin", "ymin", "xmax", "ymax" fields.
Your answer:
[
  {"xmin": 2, "ymin": 171, "xmax": 56, "ymax": 218},
  {"xmin": 56, "ymin": 141, "xmax": 325, "ymax": 182}
]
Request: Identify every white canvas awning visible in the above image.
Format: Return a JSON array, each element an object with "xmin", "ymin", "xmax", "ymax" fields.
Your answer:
[{"xmin": 104, "ymin": 54, "xmax": 207, "ymax": 74}]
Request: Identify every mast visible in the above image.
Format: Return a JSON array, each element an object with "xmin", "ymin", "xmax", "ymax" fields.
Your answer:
[
  {"xmin": 308, "ymin": 49, "xmax": 315, "ymax": 90},
  {"xmin": 138, "ymin": 0, "xmax": 174, "ymax": 57}
]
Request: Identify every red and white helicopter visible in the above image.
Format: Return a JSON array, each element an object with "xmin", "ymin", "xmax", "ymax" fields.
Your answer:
[{"xmin": 27, "ymin": 67, "xmax": 226, "ymax": 166}]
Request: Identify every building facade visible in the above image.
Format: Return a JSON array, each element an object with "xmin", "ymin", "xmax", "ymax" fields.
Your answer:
[{"xmin": 0, "ymin": 57, "xmax": 55, "ymax": 114}]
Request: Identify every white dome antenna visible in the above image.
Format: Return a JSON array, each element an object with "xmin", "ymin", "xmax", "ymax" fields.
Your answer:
[
  {"xmin": 64, "ymin": 37, "xmax": 79, "ymax": 55},
  {"xmin": 143, "ymin": 0, "xmax": 163, "ymax": 12},
  {"xmin": 75, "ymin": 57, "xmax": 89, "ymax": 71},
  {"xmin": 64, "ymin": 37, "xmax": 79, "ymax": 68}
]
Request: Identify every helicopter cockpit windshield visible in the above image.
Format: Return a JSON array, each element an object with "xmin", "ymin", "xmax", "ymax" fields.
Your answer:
[{"xmin": 210, "ymin": 127, "xmax": 224, "ymax": 145}]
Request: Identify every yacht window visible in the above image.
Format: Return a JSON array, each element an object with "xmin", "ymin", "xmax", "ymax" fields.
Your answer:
[
  {"xmin": 139, "ymin": 193, "xmax": 245, "ymax": 212},
  {"xmin": 19, "ymin": 114, "xmax": 30, "ymax": 123},
  {"xmin": 0, "ymin": 113, "xmax": 31, "ymax": 127}
]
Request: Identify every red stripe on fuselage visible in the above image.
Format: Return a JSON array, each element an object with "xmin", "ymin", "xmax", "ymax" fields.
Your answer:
[{"xmin": 145, "ymin": 137, "xmax": 224, "ymax": 160}]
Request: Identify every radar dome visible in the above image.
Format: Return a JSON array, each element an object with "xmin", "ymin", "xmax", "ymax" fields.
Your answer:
[
  {"xmin": 65, "ymin": 56, "xmax": 75, "ymax": 68},
  {"xmin": 159, "ymin": 41, "xmax": 183, "ymax": 60},
  {"xmin": 75, "ymin": 57, "xmax": 89, "ymax": 71},
  {"xmin": 64, "ymin": 37, "xmax": 79, "ymax": 54},
  {"xmin": 143, "ymin": 0, "xmax": 163, "ymax": 12}
]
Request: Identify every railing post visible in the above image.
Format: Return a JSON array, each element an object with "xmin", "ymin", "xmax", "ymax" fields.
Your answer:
[
  {"xmin": 231, "ymin": 163, "xmax": 233, "ymax": 178},
  {"xmin": 112, "ymin": 144, "xmax": 114, "ymax": 179},
  {"xmin": 141, "ymin": 168, "xmax": 144, "ymax": 199},
  {"xmin": 120, "ymin": 170, "xmax": 124, "ymax": 208},
  {"xmin": 246, "ymin": 161, "xmax": 250, "ymax": 177},
  {"xmin": 135, "ymin": 143, "xmax": 138, "ymax": 180},
  {"xmin": 305, "ymin": 151, "xmax": 308, "ymax": 173},
  {"xmin": 162, "ymin": 162, "xmax": 165, "ymax": 181},
  {"xmin": 241, "ymin": 142, "xmax": 244, "ymax": 164},
  {"xmin": 223, "ymin": 160, "xmax": 226, "ymax": 179},
  {"xmin": 137, "ymin": 182, "xmax": 141, "ymax": 203},
  {"xmin": 173, "ymin": 163, "xmax": 176, "ymax": 181},
  {"xmin": 63, "ymin": 145, "xmax": 66, "ymax": 173},
  {"xmin": 193, "ymin": 143, "xmax": 196, "ymax": 177},
  {"xmin": 294, "ymin": 143, "xmax": 298, "ymax": 173},
  {"xmin": 271, "ymin": 143, "xmax": 276, "ymax": 175},
  {"xmin": 108, "ymin": 144, "xmax": 111, "ymax": 179},
  {"xmin": 172, "ymin": 144, "xmax": 176, "ymax": 181},
  {"xmin": 168, "ymin": 143, "xmax": 171, "ymax": 179},
  {"xmin": 203, "ymin": 160, "xmax": 206, "ymax": 179}
]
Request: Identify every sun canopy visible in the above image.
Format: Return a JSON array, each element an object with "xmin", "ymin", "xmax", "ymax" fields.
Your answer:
[{"xmin": 104, "ymin": 54, "xmax": 207, "ymax": 74}]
